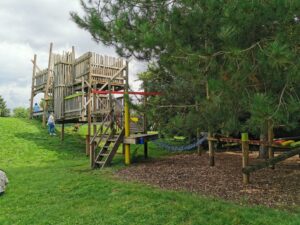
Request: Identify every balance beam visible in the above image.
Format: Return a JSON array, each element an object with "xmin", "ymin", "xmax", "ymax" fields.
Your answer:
[{"xmin": 242, "ymin": 147, "xmax": 300, "ymax": 175}]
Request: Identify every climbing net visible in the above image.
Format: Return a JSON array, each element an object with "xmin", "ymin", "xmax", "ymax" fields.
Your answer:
[{"xmin": 153, "ymin": 135, "xmax": 207, "ymax": 152}]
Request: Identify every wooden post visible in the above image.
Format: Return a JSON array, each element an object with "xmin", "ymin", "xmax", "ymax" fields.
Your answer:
[
  {"xmin": 88, "ymin": 54, "xmax": 94, "ymax": 168},
  {"xmin": 86, "ymin": 135, "xmax": 89, "ymax": 155},
  {"xmin": 242, "ymin": 133, "xmax": 250, "ymax": 184},
  {"xmin": 93, "ymin": 84, "xmax": 97, "ymax": 135},
  {"xmin": 71, "ymin": 46, "xmax": 75, "ymax": 84},
  {"xmin": 196, "ymin": 100, "xmax": 201, "ymax": 155},
  {"xmin": 206, "ymin": 80, "xmax": 214, "ymax": 166},
  {"xmin": 208, "ymin": 132, "xmax": 214, "ymax": 166},
  {"xmin": 81, "ymin": 77, "xmax": 85, "ymax": 121},
  {"xmin": 108, "ymin": 80, "xmax": 114, "ymax": 132},
  {"xmin": 29, "ymin": 54, "xmax": 37, "ymax": 119},
  {"xmin": 268, "ymin": 120, "xmax": 274, "ymax": 169},
  {"xmin": 43, "ymin": 43, "xmax": 53, "ymax": 127}
]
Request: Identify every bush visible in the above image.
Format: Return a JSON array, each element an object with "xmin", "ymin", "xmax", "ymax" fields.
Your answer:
[{"xmin": 13, "ymin": 107, "xmax": 29, "ymax": 118}]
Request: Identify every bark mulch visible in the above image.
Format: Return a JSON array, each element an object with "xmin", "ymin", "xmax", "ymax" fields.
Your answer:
[{"xmin": 116, "ymin": 152, "xmax": 300, "ymax": 208}]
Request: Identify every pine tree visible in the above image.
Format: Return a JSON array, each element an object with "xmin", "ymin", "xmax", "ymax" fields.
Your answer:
[
  {"xmin": 71, "ymin": 1, "xmax": 300, "ymax": 139},
  {"xmin": 0, "ymin": 96, "xmax": 10, "ymax": 117}
]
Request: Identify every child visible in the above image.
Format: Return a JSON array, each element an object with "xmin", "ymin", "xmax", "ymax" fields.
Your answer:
[
  {"xmin": 33, "ymin": 103, "xmax": 40, "ymax": 112},
  {"xmin": 47, "ymin": 113, "xmax": 56, "ymax": 135}
]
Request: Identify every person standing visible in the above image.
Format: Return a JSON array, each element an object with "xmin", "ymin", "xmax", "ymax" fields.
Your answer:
[
  {"xmin": 47, "ymin": 113, "xmax": 56, "ymax": 135},
  {"xmin": 33, "ymin": 102, "xmax": 40, "ymax": 112}
]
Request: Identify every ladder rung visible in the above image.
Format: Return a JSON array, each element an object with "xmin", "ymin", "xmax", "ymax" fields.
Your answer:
[
  {"xmin": 99, "ymin": 153, "xmax": 109, "ymax": 157},
  {"xmin": 95, "ymin": 161, "xmax": 104, "ymax": 164}
]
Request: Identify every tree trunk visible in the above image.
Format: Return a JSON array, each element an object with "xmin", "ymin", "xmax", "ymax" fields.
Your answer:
[{"xmin": 259, "ymin": 133, "xmax": 267, "ymax": 159}]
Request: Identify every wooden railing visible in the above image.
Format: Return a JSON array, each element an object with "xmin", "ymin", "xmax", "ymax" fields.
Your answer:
[
  {"xmin": 64, "ymin": 93, "xmax": 85, "ymax": 119},
  {"xmin": 35, "ymin": 69, "xmax": 48, "ymax": 87}
]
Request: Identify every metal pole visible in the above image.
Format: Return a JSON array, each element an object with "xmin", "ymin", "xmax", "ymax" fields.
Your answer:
[{"xmin": 124, "ymin": 61, "xmax": 130, "ymax": 165}]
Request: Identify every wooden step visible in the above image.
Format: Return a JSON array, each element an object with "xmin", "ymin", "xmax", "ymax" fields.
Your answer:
[
  {"xmin": 94, "ymin": 135, "xmax": 120, "ymax": 143},
  {"xmin": 95, "ymin": 161, "xmax": 104, "ymax": 165}
]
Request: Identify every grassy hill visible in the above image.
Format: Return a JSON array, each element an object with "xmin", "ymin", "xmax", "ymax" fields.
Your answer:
[{"xmin": 0, "ymin": 118, "xmax": 299, "ymax": 225}]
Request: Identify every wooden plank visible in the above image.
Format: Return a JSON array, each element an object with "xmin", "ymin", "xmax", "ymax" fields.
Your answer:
[
  {"xmin": 123, "ymin": 133, "xmax": 158, "ymax": 144},
  {"xmin": 43, "ymin": 43, "xmax": 53, "ymax": 127}
]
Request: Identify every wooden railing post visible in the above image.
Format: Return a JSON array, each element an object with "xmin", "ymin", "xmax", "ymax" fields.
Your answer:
[{"xmin": 208, "ymin": 132, "xmax": 214, "ymax": 166}]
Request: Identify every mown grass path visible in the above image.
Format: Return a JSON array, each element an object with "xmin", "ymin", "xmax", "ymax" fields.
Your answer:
[{"xmin": 0, "ymin": 118, "xmax": 299, "ymax": 225}]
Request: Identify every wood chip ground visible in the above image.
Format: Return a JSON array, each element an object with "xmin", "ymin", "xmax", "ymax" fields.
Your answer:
[{"xmin": 116, "ymin": 152, "xmax": 300, "ymax": 208}]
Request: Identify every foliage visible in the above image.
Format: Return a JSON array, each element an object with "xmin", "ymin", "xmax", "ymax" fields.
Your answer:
[
  {"xmin": 39, "ymin": 98, "xmax": 45, "ymax": 109},
  {"xmin": 71, "ymin": 1, "xmax": 300, "ymax": 138},
  {"xmin": 13, "ymin": 107, "xmax": 29, "ymax": 118},
  {"xmin": 1, "ymin": 118, "xmax": 300, "ymax": 224},
  {"xmin": 0, "ymin": 95, "xmax": 10, "ymax": 117}
]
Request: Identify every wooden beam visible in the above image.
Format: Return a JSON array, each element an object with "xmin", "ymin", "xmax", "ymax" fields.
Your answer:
[
  {"xmin": 93, "ymin": 84, "xmax": 97, "ymax": 136},
  {"xmin": 31, "ymin": 59, "xmax": 42, "ymax": 72},
  {"xmin": 99, "ymin": 64, "xmax": 127, "ymax": 91},
  {"xmin": 88, "ymin": 54, "xmax": 94, "ymax": 168},
  {"xmin": 43, "ymin": 43, "xmax": 53, "ymax": 127},
  {"xmin": 29, "ymin": 54, "xmax": 37, "ymax": 119},
  {"xmin": 242, "ymin": 148, "xmax": 300, "ymax": 174}
]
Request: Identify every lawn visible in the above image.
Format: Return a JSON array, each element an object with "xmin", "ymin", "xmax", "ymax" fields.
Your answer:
[{"xmin": 0, "ymin": 118, "xmax": 299, "ymax": 225}]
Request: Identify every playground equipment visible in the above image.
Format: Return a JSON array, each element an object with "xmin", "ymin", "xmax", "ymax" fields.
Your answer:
[
  {"xmin": 29, "ymin": 43, "xmax": 158, "ymax": 168},
  {"xmin": 207, "ymin": 132, "xmax": 300, "ymax": 184}
]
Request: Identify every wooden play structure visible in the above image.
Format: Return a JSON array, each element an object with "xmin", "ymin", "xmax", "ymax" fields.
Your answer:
[{"xmin": 29, "ymin": 43, "xmax": 158, "ymax": 168}]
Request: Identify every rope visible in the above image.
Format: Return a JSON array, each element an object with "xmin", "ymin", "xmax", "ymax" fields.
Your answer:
[{"xmin": 153, "ymin": 134, "xmax": 207, "ymax": 152}]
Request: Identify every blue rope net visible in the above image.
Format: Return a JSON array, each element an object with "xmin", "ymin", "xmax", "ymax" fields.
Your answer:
[{"xmin": 153, "ymin": 135, "xmax": 207, "ymax": 152}]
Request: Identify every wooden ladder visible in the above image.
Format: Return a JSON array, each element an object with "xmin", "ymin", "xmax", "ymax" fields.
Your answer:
[{"xmin": 93, "ymin": 128, "xmax": 125, "ymax": 168}]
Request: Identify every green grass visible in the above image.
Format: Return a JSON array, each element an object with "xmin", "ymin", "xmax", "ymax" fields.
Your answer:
[{"xmin": 0, "ymin": 118, "xmax": 299, "ymax": 225}]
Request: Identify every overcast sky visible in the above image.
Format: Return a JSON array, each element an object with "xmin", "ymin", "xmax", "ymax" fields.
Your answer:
[{"xmin": 0, "ymin": 0, "xmax": 146, "ymax": 109}]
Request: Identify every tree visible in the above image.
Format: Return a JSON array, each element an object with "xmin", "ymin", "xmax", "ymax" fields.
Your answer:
[
  {"xmin": 71, "ymin": 1, "xmax": 300, "ymax": 143},
  {"xmin": 0, "ymin": 96, "xmax": 10, "ymax": 117},
  {"xmin": 13, "ymin": 107, "xmax": 29, "ymax": 118}
]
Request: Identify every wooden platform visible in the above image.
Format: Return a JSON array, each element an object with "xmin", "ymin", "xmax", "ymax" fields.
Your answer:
[{"xmin": 123, "ymin": 133, "xmax": 159, "ymax": 144}]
